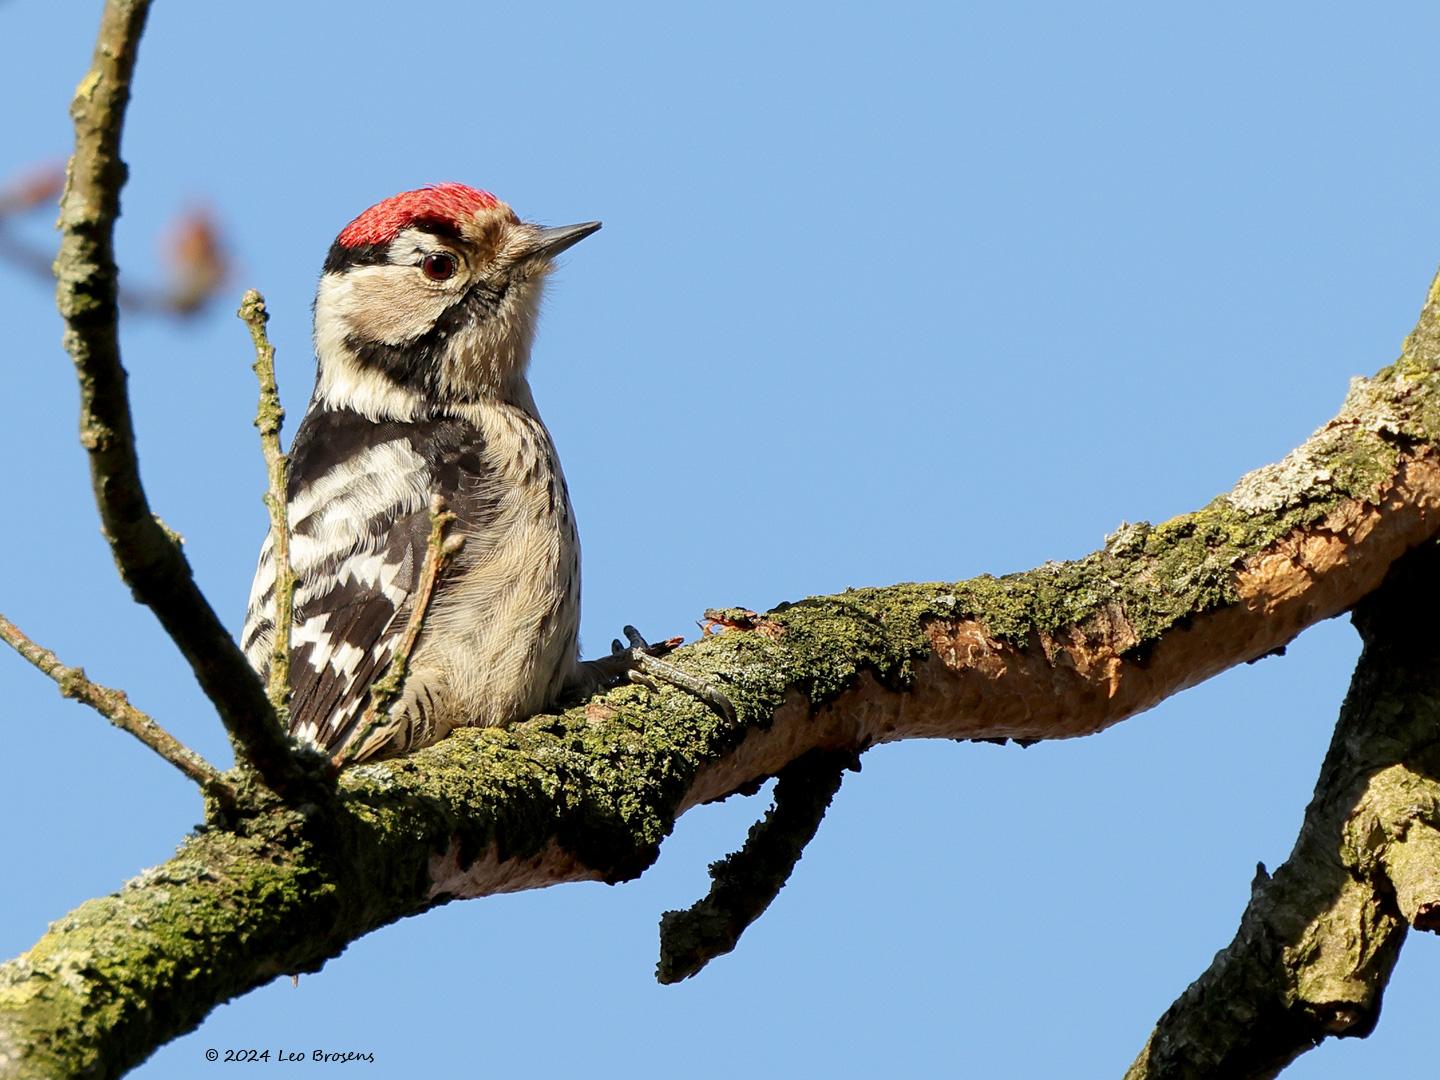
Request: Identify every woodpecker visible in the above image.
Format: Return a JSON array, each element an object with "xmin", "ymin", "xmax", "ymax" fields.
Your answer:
[{"xmin": 242, "ymin": 183, "xmax": 623, "ymax": 763}]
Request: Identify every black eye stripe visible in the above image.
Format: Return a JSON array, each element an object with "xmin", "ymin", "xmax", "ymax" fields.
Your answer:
[{"xmin": 323, "ymin": 218, "xmax": 462, "ymax": 276}]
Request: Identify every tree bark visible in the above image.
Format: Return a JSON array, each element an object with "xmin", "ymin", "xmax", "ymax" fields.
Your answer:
[
  {"xmin": 10, "ymin": 2, "xmax": 1440, "ymax": 1077},
  {"xmin": 1124, "ymin": 542, "xmax": 1440, "ymax": 1078},
  {"xmin": 6, "ymin": 306, "xmax": 1440, "ymax": 1074}
]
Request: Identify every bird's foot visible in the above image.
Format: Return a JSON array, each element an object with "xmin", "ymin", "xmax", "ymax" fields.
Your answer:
[{"xmin": 574, "ymin": 625, "xmax": 735, "ymax": 722}]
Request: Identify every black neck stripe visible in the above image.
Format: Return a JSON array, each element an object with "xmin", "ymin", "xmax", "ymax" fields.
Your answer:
[{"xmin": 342, "ymin": 279, "xmax": 509, "ymax": 394}]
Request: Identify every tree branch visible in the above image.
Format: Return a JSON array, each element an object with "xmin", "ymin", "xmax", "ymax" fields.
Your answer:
[
  {"xmin": 0, "ymin": 613, "xmax": 227, "ymax": 795},
  {"xmin": 1123, "ymin": 542, "xmax": 1440, "ymax": 1078},
  {"xmin": 657, "ymin": 748, "xmax": 855, "ymax": 984},
  {"xmin": 13, "ymin": 5, "xmax": 1440, "ymax": 1068},
  {"xmin": 54, "ymin": 0, "xmax": 310, "ymax": 797},
  {"xmin": 239, "ymin": 290, "xmax": 294, "ymax": 719},
  {"xmin": 6, "ymin": 286, "xmax": 1440, "ymax": 1074},
  {"xmin": 1115, "ymin": 266, "xmax": 1440, "ymax": 1078}
]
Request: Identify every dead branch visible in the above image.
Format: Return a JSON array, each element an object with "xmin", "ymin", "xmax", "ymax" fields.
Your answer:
[{"xmin": 657, "ymin": 748, "xmax": 855, "ymax": 983}]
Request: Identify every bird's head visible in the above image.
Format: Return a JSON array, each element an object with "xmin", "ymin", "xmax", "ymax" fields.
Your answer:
[{"xmin": 312, "ymin": 182, "xmax": 600, "ymax": 419}]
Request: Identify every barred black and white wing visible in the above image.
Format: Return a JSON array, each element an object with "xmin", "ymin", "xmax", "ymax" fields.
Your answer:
[{"xmin": 242, "ymin": 406, "xmax": 488, "ymax": 755}]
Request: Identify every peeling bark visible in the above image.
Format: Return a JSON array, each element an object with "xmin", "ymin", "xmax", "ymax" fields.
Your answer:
[{"xmin": 1124, "ymin": 544, "xmax": 1440, "ymax": 1078}]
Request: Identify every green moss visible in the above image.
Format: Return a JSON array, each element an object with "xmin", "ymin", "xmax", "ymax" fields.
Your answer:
[
  {"xmin": 8, "ymin": 303, "xmax": 1439, "ymax": 1079},
  {"xmin": 0, "ymin": 824, "xmax": 334, "ymax": 1079}
]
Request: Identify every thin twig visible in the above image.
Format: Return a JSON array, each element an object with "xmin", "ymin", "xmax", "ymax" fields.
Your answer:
[
  {"xmin": 335, "ymin": 497, "xmax": 462, "ymax": 767},
  {"xmin": 239, "ymin": 290, "xmax": 294, "ymax": 720},
  {"xmin": 0, "ymin": 612, "xmax": 228, "ymax": 794},
  {"xmin": 55, "ymin": 0, "xmax": 311, "ymax": 798},
  {"xmin": 656, "ymin": 749, "xmax": 856, "ymax": 983}
]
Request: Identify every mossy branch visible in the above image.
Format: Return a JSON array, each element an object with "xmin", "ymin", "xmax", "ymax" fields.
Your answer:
[
  {"xmin": 54, "ymin": 0, "xmax": 312, "ymax": 799},
  {"xmin": 0, "ymin": 613, "xmax": 228, "ymax": 796},
  {"xmin": 12, "ymin": 3, "xmax": 1440, "ymax": 1071},
  {"xmin": 239, "ymin": 289, "xmax": 294, "ymax": 719},
  {"xmin": 1118, "ymin": 267, "xmax": 1440, "ymax": 1078},
  {"xmin": 9, "ymin": 286, "xmax": 1440, "ymax": 1074},
  {"xmin": 1124, "ymin": 543, "xmax": 1440, "ymax": 1079},
  {"xmin": 657, "ymin": 749, "xmax": 855, "ymax": 984}
]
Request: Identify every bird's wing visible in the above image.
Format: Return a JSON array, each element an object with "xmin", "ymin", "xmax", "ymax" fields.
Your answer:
[
  {"xmin": 283, "ymin": 500, "xmax": 430, "ymax": 752},
  {"xmin": 243, "ymin": 438, "xmax": 435, "ymax": 754},
  {"xmin": 241, "ymin": 407, "xmax": 498, "ymax": 755}
]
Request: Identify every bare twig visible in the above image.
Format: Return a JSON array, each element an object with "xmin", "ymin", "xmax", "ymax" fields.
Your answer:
[
  {"xmin": 55, "ymin": 0, "xmax": 311, "ymax": 798},
  {"xmin": 239, "ymin": 290, "xmax": 294, "ymax": 720},
  {"xmin": 0, "ymin": 612, "xmax": 228, "ymax": 794},
  {"xmin": 657, "ymin": 749, "xmax": 855, "ymax": 983},
  {"xmin": 335, "ymin": 497, "xmax": 462, "ymax": 767}
]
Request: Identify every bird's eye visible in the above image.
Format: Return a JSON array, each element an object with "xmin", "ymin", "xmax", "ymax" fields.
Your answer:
[{"xmin": 421, "ymin": 253, "xmax": 457, "ymax": 281}]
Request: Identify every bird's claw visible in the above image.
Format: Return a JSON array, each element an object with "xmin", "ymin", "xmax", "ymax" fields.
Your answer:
[
  {"xmin": 610, "ymin": 625, "xmax": 682, "ymax": 659},
  {"xmin": 604, "ymin": 625, "xmax": 736, "ymax": 722}
]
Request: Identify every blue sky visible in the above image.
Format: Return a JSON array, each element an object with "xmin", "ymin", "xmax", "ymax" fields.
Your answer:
[{"xmin": 3, "ymin": 2, "xmax": 1440, "ymax": 1076}]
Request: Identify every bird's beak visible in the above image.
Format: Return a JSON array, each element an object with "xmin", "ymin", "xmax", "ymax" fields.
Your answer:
[{"xmin": 523, "ymin": 221, "xmax": 602, "ymax": 260}]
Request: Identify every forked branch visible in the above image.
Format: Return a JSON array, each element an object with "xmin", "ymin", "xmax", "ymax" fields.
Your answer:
[
  {"xmin": 8, "ymin": 308, "xmax": 1440, "ymax": 1073},
  {"xmin": 54, "ymin": 0, "xmax": 309, "ymax": 798},
  {"xmin": 12, "ymin": 2, "xmax": 1440, "ymax": 1076},
  {"xmin": 1124, "ymin": 544, "xmax": 1440, "ymax": 1079}
]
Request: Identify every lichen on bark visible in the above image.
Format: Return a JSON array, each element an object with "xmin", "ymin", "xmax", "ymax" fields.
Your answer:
[
  {"xmin": 14, "ymin": 1, "xmax": 1440, "ymax": 1075},
  {"xmin": 5, "ymin": 336, "xmax": 1440, "ymax": 1079},
  {"xmin": 1125, "ymin": 543, "xmax": 1440, "ymax": 1079}
]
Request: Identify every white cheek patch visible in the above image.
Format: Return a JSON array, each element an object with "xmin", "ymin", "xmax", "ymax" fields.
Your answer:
[
  {"xmin": 314, "ymin": 282, "xmax": 426, "ymax": 421},
  {"xmin": 314, "ymin": 239, "xmax": 550, "ymax": 414},
  {"xmin": 323, "ymin": 266, "xmax": 450, "ymax": 344}
]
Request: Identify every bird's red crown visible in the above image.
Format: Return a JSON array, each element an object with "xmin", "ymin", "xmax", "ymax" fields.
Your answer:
[{"xmin": 336, "ymin": 183, "xmax": 504, "ymax": 248}]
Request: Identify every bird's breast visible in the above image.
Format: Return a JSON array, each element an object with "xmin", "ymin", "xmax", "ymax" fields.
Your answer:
[{"xmin": 422, "ymin": 401, "xmax": 580, "ymax": 727}]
